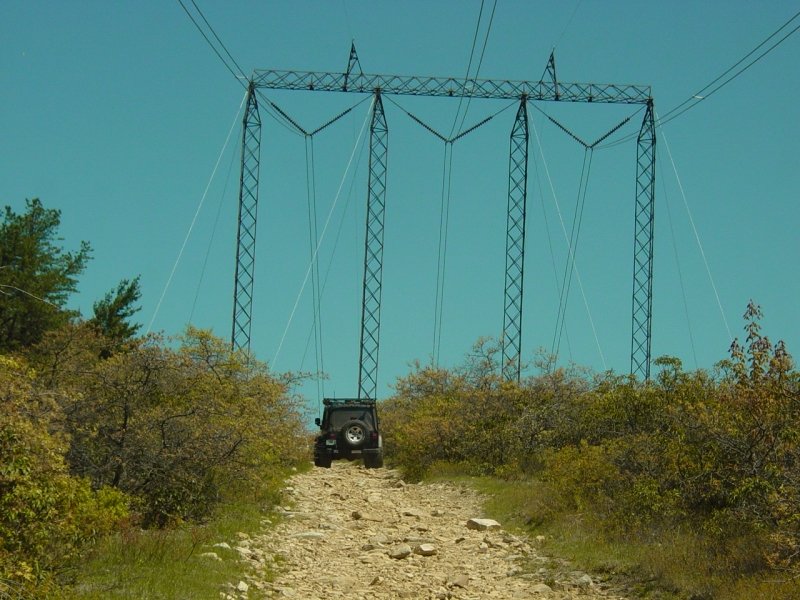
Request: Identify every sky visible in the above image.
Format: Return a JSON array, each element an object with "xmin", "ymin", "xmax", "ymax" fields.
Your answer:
[{"xmin": 2, "ymin": 1, "xmax": 799, "ymax": 411}]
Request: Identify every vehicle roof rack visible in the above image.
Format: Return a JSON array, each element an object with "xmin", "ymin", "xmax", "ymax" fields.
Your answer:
[{"xmin": 323, "ymin": 397, "xmax": 376, "ymax": 406}]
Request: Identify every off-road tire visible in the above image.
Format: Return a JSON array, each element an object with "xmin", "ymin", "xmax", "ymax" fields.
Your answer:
[
  {"xmin": 364, "ymin": 450, "xmax": 384, "ymax": 469},
  {"xmin": 314, "ymin": 453, "xmax": 332, "ymax": 468},
  {"xmin": 341, "ymin": 421, "xmax": 369, "ymax": 448}
]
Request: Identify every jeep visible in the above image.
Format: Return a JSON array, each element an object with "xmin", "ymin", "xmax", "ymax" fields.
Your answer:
[{"xmin": 313, "ymin": 398, "xmax": 383, "ymax": 469}]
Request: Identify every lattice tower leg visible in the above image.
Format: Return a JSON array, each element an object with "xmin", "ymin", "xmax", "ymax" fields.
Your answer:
[
  {"xmin": 357, "ymin": 92, "xmax": 388, "ymax": 399},
  {"xmin": 631, "ymin": 100, "xmax": 656, "ymax": 379},
  {"xmin": 231, "ymin": 83, "xmax": 262, "ymax": 352},
  {"xmin": 501, "ymin": 98, "xmax": 530, "ymax": 382}
]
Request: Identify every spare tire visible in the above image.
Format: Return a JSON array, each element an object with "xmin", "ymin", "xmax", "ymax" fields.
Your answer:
[{"xmin": 341, "ymin": 420, "xmax": 369, "ymax": 448}]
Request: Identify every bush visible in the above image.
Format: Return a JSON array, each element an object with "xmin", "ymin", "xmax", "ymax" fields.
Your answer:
[
  {"xmin": 0, "ymin": 355, "xmax": 128, "ymax": 587},
  {"xmin": 33, "ymin": 326, "xmax": 307, "ymax": 527},
  {"xmin": 380, "ymin": 303, "xmax": 800, "ymax": 581}
]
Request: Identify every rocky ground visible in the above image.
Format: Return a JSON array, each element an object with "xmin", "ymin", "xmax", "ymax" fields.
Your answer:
[{"xmin": 219, "ymin": 461, "xmax": 629, "ymax": 599}]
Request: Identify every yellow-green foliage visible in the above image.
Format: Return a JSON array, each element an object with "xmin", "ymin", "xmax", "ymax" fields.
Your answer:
[
  {"xmin": 0, "ymin": 355, "xmax": 128, "ymax": 587},
  {"xmin": 380, "ymin": 303, "xmax": 800, "ymax": 586},
  {"xmin": 33, "ymin": 325, "xmax": 307, "ymax": 527}
]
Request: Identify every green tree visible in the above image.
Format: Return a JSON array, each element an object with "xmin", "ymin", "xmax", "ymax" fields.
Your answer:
[
  {"xmin": 90, "ymin": 276, "xmax": 142, "ymax": 353},
  {"xmin": 0, "ymin": 198, "xmax": 91, "ymax": 351}
]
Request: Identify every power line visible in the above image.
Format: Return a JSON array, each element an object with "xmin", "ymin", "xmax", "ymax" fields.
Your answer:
[
  {"xmin": 449, "ymin": 0, "xmax": 486, "ymax": 139},
  {"xmin": 189, "ymin": 0, "xmax": 247, "ymax": 79},
  {"xmin": 455, "ymin": 0, "xmax": 498, "ymax": 136},
  {"xmin": 531, "ymin": 117, "xmax": 606, "ymax": 370},
  {"xmin": 658, "ymin": 150, "xmax": 698, "ymax": 369},
  {"xmin": 146, "ymin": 90, "xmax": 247, "ymax": 335},
  {"xmin": 658, "ymin": 118, "xmax": 732, "ymax": 343},
  {"xmin": 553, "ymin": 0, "xmax": 583, "ymax": 50},
  {"xmin": 599, "ymin": 9, "xmax": 800, "ymax": 149},
  {"xmin": 272, "ymin": 97, "xmax": 375, "ymax": 368},
  {"xmin": 176, "ymin": 0, "xmax": 247, "ymax": 89},
  {"xmin": 0, "ymin": 284, "xmax": 60, "ymax": 309},
  {"xmin": 658, "ymin": 12, "xmax": 800, "ymax": 127},
  {"xmin": 188, "ymin": 128, "xmax": 240, "ymax": 325}
]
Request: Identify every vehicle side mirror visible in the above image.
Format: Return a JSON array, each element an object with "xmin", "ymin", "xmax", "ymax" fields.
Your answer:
[{"xmin": 314, "ymin": 418, "xmax": 321, "ymax": 427}]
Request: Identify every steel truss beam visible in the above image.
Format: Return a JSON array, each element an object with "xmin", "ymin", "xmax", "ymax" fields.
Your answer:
[
  {"xmin": 631, "ymin": 100, "xmax": 656, "ymax": 379},
  {"xmin": 232, "ymin": 83, "xmax": 261, "ymax": 352},
  {"xmin": 357, "ymin": 92, "xmax": 388, "ymax": 399},
  {"xmin": 502, "ymin": 98, "xmax": 529, "ymax": 382},
  {"xmin": 252, "ymin": 69, "xmax": 650, "ymax": 104},
  {"xmin": 233, "ymin": 52, "xmax": 657, "ymax": 388}
]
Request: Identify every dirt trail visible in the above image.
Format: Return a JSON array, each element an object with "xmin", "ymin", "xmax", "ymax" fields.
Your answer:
[{"xmin": 224, "ymin": 462, "xmax": 628, "ymax": 599}]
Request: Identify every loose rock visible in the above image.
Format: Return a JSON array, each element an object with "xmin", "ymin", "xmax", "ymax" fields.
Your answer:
[
  {"xmin": 388, "ymin": 543, "xmax": 412, "ymax": 559},
  {"xmin": 466, "ymin": 517, "xmax": 502, "ymax": 531},
  {"xmin": 225, "ymin": 461, "xmax": 626, "ymax": 599}
]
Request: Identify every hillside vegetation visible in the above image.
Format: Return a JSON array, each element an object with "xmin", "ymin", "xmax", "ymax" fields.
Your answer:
[
  {"xmin": 380, "ymin": 305, "xmax": 800, "ymax": 598},
  {"xmin": 1, "ymin": 199, "xmax": 308, "ymax": 597}
]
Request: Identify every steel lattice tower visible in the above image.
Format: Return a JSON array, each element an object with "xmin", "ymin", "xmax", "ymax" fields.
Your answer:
[
  {"xmin": 231, "ymin": 82, "xmax": 261, "ymax": 352},
  {"xmin": 501, "ymin": 98, "xmax": 529, "ymax": 381},
  {"xmin": 358, "ymin": 92, "xmax": 388, "ymax": 399},
  {"xmin": 230, "ymin": 50, "xmax": 656, "ymax": 395},
  {"xmin": 631, "ymin": 100, "xmax": 656, "ymax": 379}
]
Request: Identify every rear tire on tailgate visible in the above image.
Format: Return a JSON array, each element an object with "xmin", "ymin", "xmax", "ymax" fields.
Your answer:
[{"xmin": 341, "ymin": 420, "xmax": 369, "ymax": 448}]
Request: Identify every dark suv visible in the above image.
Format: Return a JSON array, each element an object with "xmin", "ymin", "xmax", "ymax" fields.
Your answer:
[{"xmin": 313, "ymin": 398, "xmax": 383, "ymax": 469}]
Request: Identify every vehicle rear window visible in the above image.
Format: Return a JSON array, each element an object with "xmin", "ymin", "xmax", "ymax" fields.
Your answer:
[{"xmin": 329, "ymin": 409, "xmax": 375, "ymax": 429}]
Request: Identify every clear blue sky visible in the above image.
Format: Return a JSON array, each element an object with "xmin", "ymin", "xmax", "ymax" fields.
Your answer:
[{"xmin": 2, "ymin": 1, "xmax": 798, "ymax": 409}]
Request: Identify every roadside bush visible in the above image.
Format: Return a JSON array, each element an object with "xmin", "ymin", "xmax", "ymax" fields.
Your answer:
[
  {"xmin": 380, "ymin": 303, "xmax": 800, "ymax": 581},
  {"xmin": 0, "ymin": 355, "xmax": 128, "ymax": 587},
  {"xmin": 34, "ymin": 326, "xmax": 306, "ymax": 527}
]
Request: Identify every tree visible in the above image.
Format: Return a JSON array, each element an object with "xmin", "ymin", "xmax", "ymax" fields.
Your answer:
[
  {"xmin": 91, "ymin": 276, "xmax": 142, "ymax": 344},
  {"xmin": 0, "ymin": 198, "xmax": 91, "ymax": 351}
]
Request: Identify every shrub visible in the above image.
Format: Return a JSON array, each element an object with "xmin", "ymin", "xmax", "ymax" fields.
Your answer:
[
  {"xmin": 34, "ymin": 326, "xmax": 307, "ymax": 527},
  {"xmin": 0, "ymin": 355, "xmax": 128, "ymax": 587}
]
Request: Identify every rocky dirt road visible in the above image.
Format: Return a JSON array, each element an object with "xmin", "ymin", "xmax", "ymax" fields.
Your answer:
[{"xmin": 223, "ymin": 461, "xmax": 628, "ymax": 599}]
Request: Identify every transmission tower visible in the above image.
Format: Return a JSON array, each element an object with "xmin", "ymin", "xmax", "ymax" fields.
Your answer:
[{"xmin": 231, "ymin": 47, "xmax": 656, "ymax": 395}]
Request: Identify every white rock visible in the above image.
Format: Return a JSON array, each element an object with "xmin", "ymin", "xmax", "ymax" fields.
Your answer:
[
  {"xmin": 289, "ymin": 531, "xmax": 325, "ymax": 539},
  {"xmin": 531, "ymin": 582, "xmax": 553, "ymax": 594},
  {"xmin": 199, "ymin": 552, "xmax": 221, "ymax": 561},
  {"xmin": 414, "ymin": 543, "xmax": 437, "ymax": 556},
  {"xmin": 236, "ymin": 580, "xmax": 249, "ymax": 592},
  {"xmin": 213, "ymin": 542, "xmax": 231, "ymax": 550},
  {"xmin": 447, "ymin": 574, "xmax": 469, "ymax": 588},
  {"xmin": 466, "ymin": 518, "xmax": 502, "ymax": 531}
]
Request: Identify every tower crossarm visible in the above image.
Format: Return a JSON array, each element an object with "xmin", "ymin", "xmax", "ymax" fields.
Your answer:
[{"xmin": 251, "ymin": 70, "xmax": 651, "ymax": 104}]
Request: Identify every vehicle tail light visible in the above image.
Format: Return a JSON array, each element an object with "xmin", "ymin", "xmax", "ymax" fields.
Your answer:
[
  {"xmin": 328, "ymin": 433, "xmax": 337, "ymax": 439},
  {"xmin": 370, "ymin": 432, "xmax": 378, "ymax": 441}
]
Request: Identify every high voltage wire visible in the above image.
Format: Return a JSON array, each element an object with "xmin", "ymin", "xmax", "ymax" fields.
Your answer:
[
  {"xmin": 449, "ymin": 0, "xmax": 485, "ymax": 139},
  {"xmin": 434, "ymin": 0, "xmax": 498, "ymax": 364},
  {"xmin": 599, "ymin": 8, "xmax": 800, "ymax": 149},
  {"xmin": 189, "ymin": 0, "xmax": 247, "ymax": 79},
  {"xmin": 272, "ymin": 97, "xmax": 375, "ymax": 369},
  {"xmin": 146, "ymin": 91, "xmax": 248, "ymax": 335},
  {"xmin": 454, "ymin": 0, "xmax": 498, "ymax": 137},
  {"xmin": 657, "ymin": 13, "xmax": 800, "ymax": 127},
  {"xmin": 176, "ymin": 0, "xmax": 247, "ymax": 88}
]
